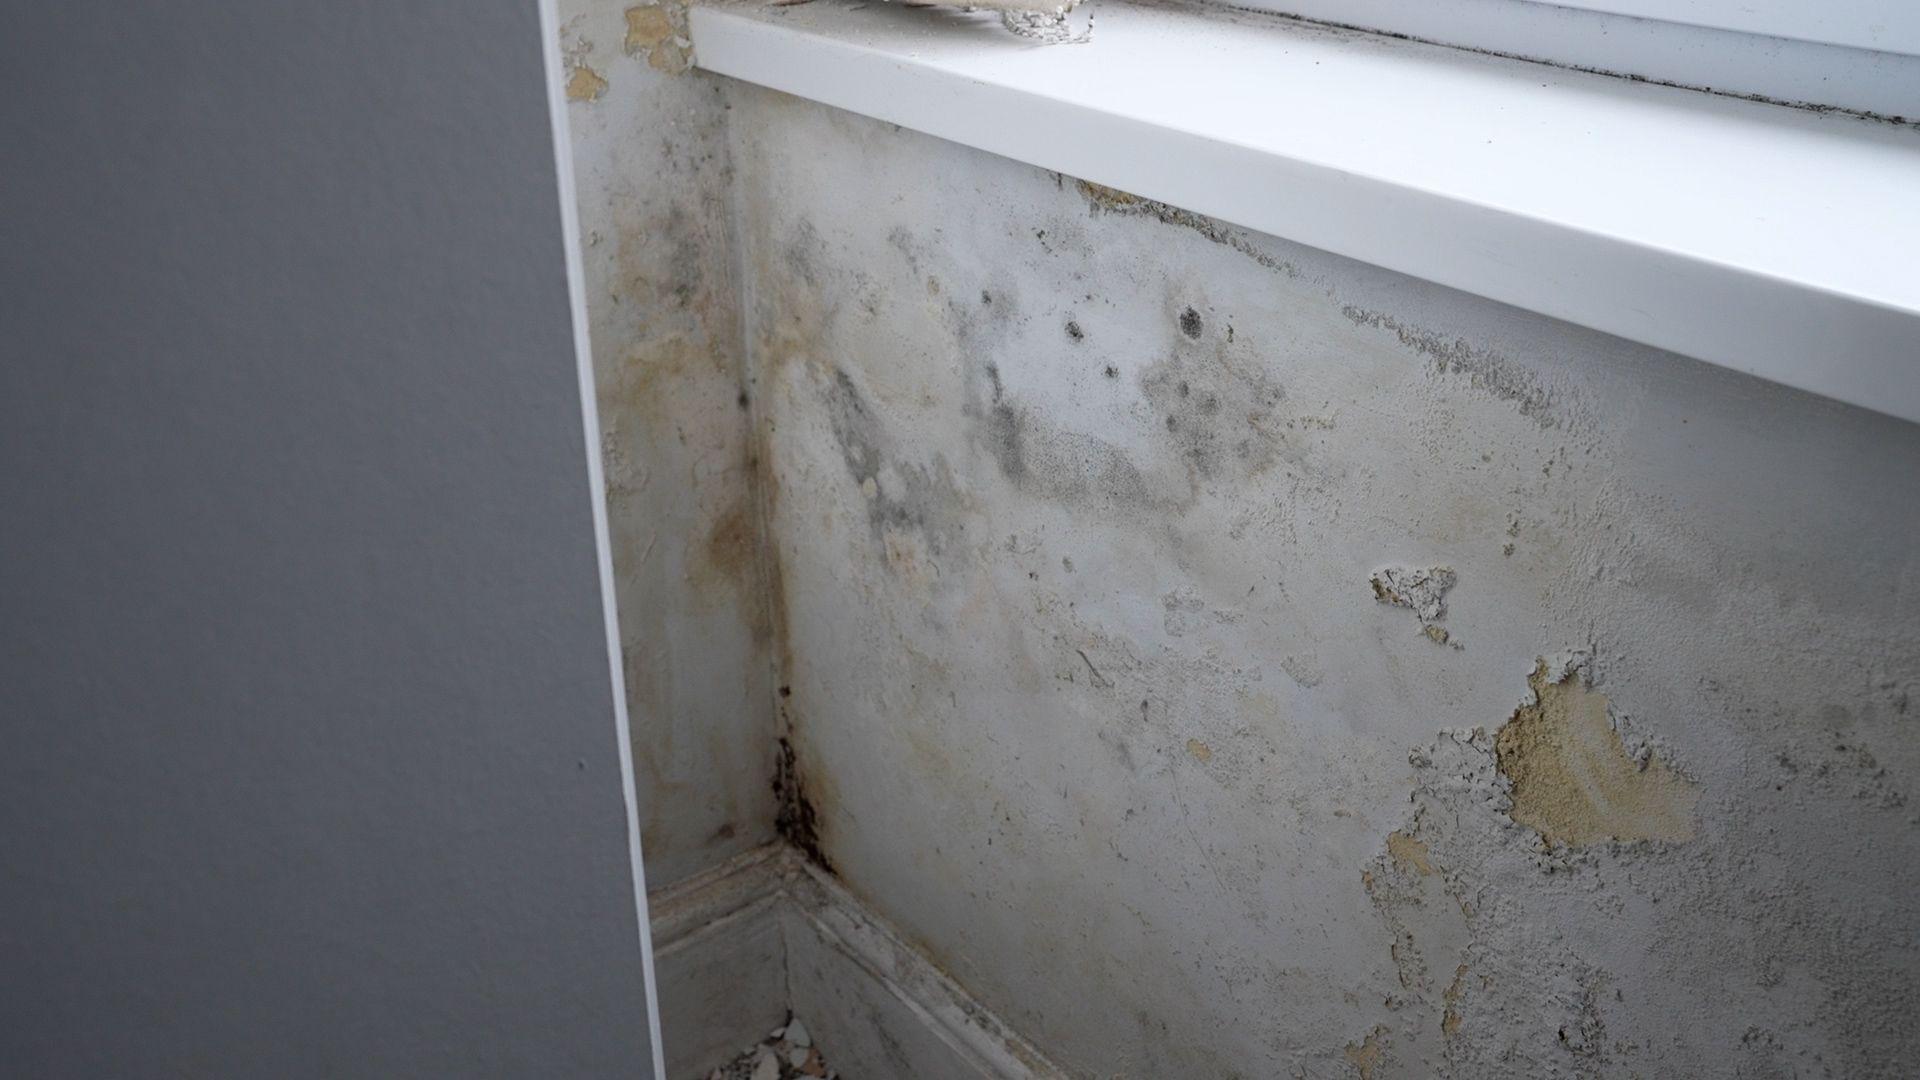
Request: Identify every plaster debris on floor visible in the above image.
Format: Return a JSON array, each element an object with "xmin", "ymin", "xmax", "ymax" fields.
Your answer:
[{"xmin": 707, "ymin": 1015, "xmax": 836, "ymax": 1080}]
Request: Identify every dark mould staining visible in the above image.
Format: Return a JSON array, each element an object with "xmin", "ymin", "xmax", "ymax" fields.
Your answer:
[
  {"xmin": 985, "ymin": 379, "xmax": 1028, "ymax": 482},
  {"xmin": 1066, "ymin": 320, "xmax": 1085, "ymax": 341},
  {"xmin": 1139, "ymin": 350, "xmax": 1287, "ymax": 481},
  {"xmin": 1076, "ymin": 178, "xmax": 1302, "ymax": 278},
  {"xmin": 773, "ymin": 736, "xmax": 833, "ymax": 871},
  {"xmin": 1179, "ymin": 306, "xmax": 1204, "ymax": 340},
  {"xmin": 974, "ymin": 367, "xmax": 1167, "ymax": 513},
  {"xmin": 1103, "ymin": 365, "xmax": 1119, "ymax": 379},
  {"xmin": 779, "ymin": 685, "xmax": 793, "ymax": 698},
  {"xmin": 1340, "ymin": 305, "xmax": 1563, "ymax": 428},
  {"xmin": 736, "ymin": 389, "xmax": 750, "ymax": 410},
  {"xmin": 981, "ymin": 289, "xmax": 993, "ymax": 305},
  {"xmin": 824, "ymin": 366, "xmax": 965, "ymax": 552}
]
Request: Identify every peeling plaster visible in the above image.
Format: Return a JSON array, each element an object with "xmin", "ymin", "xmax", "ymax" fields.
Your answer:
[
  {"xmin": 1496, "ymin": 660, "xmax": 1699, "ymax": 848},
  {"xmin": 565, "ymin": 63, "xmax": 608, "ymax": 102},
  {"xmin": 624, "ymin": 3, "xmax": 690, "ymax": 74}
]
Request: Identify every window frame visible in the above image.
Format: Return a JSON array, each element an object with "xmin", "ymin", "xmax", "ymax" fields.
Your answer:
[{"xmin": 1218, "ymin": 0, "xmax": 1920, "ymax": 121}]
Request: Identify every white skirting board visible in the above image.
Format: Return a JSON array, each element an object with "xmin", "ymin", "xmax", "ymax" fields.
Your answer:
[{"xmin": 647, "ymin": 845, "xmax": 1064, "ymax": 1080}]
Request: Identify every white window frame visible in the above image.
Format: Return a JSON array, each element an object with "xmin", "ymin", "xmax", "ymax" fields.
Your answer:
[{"xmin": 1224, "ymin": 0, "xmax": 1920, "ymax": 121}]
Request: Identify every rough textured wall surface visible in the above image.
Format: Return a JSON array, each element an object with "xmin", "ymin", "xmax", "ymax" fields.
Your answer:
[
  {"xmin": 729, "ymin": 87, "xmax": 1920, "ymax": 1079},
  {"xmin": 560, "ymin": 0, "xmax": 775, "ymax": 889}
]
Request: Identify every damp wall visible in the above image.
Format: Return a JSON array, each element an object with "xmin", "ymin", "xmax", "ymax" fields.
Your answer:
[
  {"xmin": 559, "ymin": 0, "xmax": 778, "ymax": 889},
  {"xmin": 727, "ymin": 86, "xmax": 1920, "ymax": 1078}
]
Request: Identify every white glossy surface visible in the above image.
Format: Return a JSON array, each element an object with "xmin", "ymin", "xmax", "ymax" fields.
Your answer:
[{"xmin": 692, "ymin": 0, "xmax": 1920, "ymax": 424}]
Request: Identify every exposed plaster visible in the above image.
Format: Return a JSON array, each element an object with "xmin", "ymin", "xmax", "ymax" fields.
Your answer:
[
  {"xmin": 625, "ymin": 3, "xmax": 691, "ymax": 74},
  {"xmin": 1495, "ymin": 660, "xmax": 1699, "ymax": 848}
]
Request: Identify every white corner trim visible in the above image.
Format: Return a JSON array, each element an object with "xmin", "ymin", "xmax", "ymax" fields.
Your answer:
[
  {"xmin": 691, "ymin": 0, "xmax": 1920, "ymax": 426},
  {"xmin": 783, "ymin": 863, "xmax": 1068, "ymax": 1078},
  {"xmin": 649, "ymin": 846, "xmax": 1065, "ymax": 1079}
]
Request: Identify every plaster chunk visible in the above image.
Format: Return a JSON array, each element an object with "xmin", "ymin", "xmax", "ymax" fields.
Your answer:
[
  {"xmin": 1369, "ymin": 565, "xmax": 1454, "ymax": 624},
  {"xmin": 1495, "ymin": 661, "xmax": 1699, "ymax": 848}
]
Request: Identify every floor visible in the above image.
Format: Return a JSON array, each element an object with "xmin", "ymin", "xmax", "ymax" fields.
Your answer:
[{"xmin": 706, "ymin": 1015, "xmax": 838, "ymax": 1080}]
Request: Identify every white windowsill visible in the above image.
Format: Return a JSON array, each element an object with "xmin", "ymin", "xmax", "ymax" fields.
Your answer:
[{"xmin": 690, "ymin": 0, "xmax": 1920, "ymax": 425}]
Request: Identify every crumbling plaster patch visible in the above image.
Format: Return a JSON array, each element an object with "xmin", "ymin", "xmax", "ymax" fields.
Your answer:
[{"xmin": 1371, "ymin": 565, "xmax": 1460, "ymax": 647}]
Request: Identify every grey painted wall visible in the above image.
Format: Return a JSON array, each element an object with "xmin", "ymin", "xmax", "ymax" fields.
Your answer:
[
  {"xmin": 726, "ymin": 86, "xmax": 1920, "ymax": 1078},
  {"xmin": 0, "ymin": 4, "xmax": 657, "ymax": 1077}
]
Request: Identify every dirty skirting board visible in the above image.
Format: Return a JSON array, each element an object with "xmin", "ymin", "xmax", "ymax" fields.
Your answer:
[{"xmin": 648, "ymin": 846, "xmax": 1062, "ymax": 1080}]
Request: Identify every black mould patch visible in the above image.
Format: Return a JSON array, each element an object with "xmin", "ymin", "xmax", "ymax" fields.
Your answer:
[
  {"xmin": 1140, "ymin": 348, "xmax": 1288, "ymax": 481},
  {"xmin": 1179, "ymin": 306, "xmax": 1204, "ymax": 340},
  {"xmin": 773, "ymin": 736, "xmax": 833, "ymax": 872},
  {"xmin": 820, "ymin": 366, "xmax": 968, "ymax": 569},
  {"xmin": 1066, "ymin": 320, "xmax": 1085, "ymax": 341},
  {"xmin": 1077, "ymin": 179, "xmax": 1302, "ymax": 278},
  {"xmin": 973, "ymin": 366, "xmax": 1173, "ymax": 515}
]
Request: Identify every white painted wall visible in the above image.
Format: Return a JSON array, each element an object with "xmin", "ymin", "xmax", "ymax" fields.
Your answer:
[{"xmin": 726, "ymin": 86, "xmax": 1920, "ymax": 1078}]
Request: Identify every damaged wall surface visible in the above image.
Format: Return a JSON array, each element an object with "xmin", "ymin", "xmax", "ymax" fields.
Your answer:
[
  {"xmin": 559, "ymin": 0, "xmax": 776, "ymax": 889},
  {"xmin": 723, "ymin": 86, "xmax": 1920, "ymax": 1078}
]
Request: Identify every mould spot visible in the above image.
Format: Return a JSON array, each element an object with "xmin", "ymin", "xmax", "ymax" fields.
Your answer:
[
  {"xmin": 974, "ymin": 371, "xmax": 1175, "ymax": 514},
  {"xmin": 823, "ymin": 367, "xmax": 968, "ymax": 582},
  {"xmin": 1138, "ymin": 349, "xmax": 1287, "ymax": 482},
  {"xmin": 1178, "ymin": 306, "xmax": 1203, "ymax": 339},
  {"xmin": 1495, "ymin": 661, "xmax": 1699, "ymax": 848},
  {"xmin": 1065, "ymin": 319, "xmax": 1085, "ymax": 341},
  {"xmin": 773, "ymin": 736, "xmax": 833, "ymax": 871}
]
